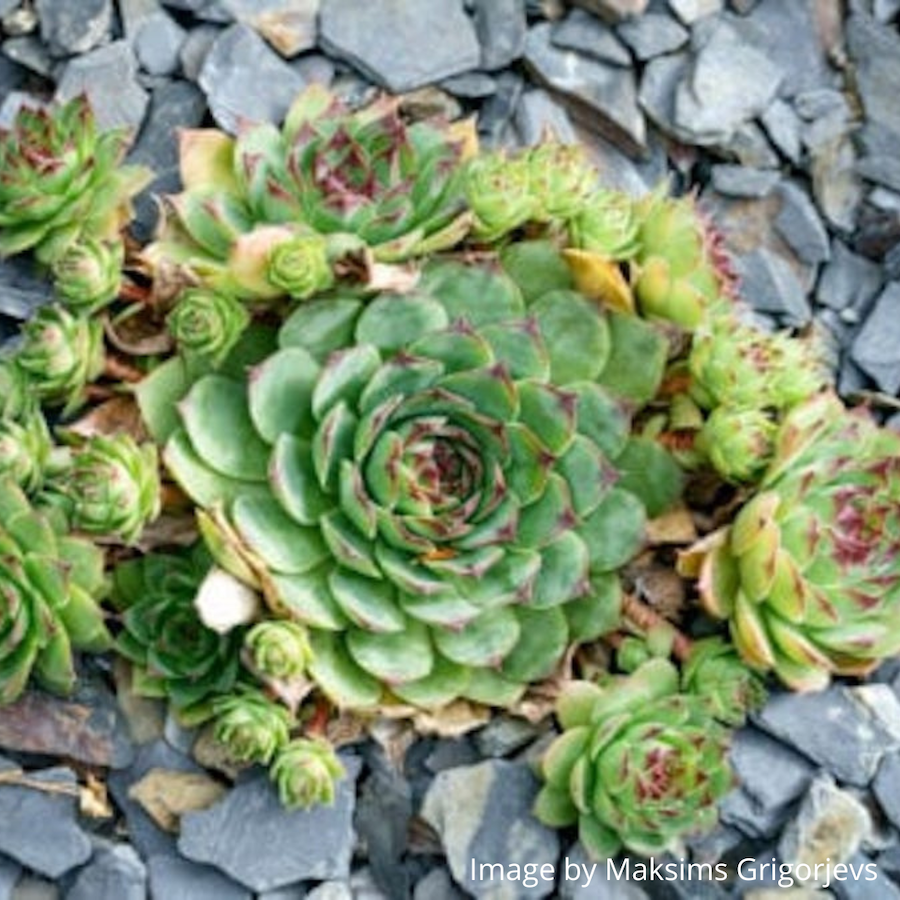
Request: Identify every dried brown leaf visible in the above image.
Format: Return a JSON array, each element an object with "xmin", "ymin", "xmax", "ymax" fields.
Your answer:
[
  {"xmin": 80, "ymin": 773, "xmax": 113, "ymax": 819},
  {"xmin": 645, "ymin": 503, "xmax": 698, "ymax": 545},
  {"xmin": 128, "ymin": 768, "xmax": 227, "ymax": 833},
  {"xmin": 63, "ymin": 395, "xmax": 149, "ymax": 443},
  {"xmin": 135, "ymin": 511, "xmax": 199, "ymax": 552},
  {"xmin": 103, "ymin": 307, "xmax": 173, "ymax": 357}
]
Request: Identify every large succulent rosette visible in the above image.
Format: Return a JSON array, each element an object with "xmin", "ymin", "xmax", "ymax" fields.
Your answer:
[
  {"xmin": 683, "ymin": 392, "xmax": 900, "ymax": 690},
  {"xmin": 0, "ymin": 479, "xmax": 111, "ymax": 703},
  {"xmin": 145, "ymin": 85, "xmax": 471, "ymax": 300},
  {"xmin": 534, "ymin": 659, "xmax": 733, "ymax": 859},
  {"xmin": 147, "ymin": 256, "xmax": 679, "ymax": 709},
  {"xmin": 0, "ymin": 96, "xmax": 150, "ymax": 264}
]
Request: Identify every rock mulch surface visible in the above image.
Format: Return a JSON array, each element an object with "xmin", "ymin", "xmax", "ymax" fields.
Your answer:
[{"xmin": 3, "ymin": 0, "xmax": 900, "ymax": 897}]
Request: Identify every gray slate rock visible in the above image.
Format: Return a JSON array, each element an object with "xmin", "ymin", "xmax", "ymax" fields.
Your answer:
[
  {"xmin": 0, "ymin": 762, "xmax": 90, "ymax": 879},
  {"xmin": 719, "ymin": 786, "xmax": 795, "ymax": 839},
  {"xmin": 716, "ymin": 122, "xmax": 780, "ymax": 169},
  {"xmin": 847, "ymin": 14, "xmax": 900, "ymax": 165},
  {"xmin": 474, "ymin": 715, "xmax": 543, "ymax": 757},
  {"xmin": 639, "ymin": 51, "xmax": 692, "ymax": 138},
  {"xmin": 55, "ymin": 41, "xmax": 148, "ymax": 131},
  {"xmin": 524, "ymin": 23, "xmax": 645, "ymax": 157},
  {"xmin": 568, "ymin": 0, "xmax": 650, "ymax": 21},
  {"xmin": 421, "ymin": 760, "xmax": 559, "ymax": 899},
  {"xmin": 673, "ymin": 20, "xmax": 783, "ymax": 144},
  {"xmin": 8, "ymin": 876, "xmax": 60, "ymax": 900},
  {"xmin": 858, "ymin": 157, "xmax": 900, "ymax": 195},
  {"xmin": 178, "ymin": 23, "xmax": 221, "ymax": 82},
  {"xmin": 2, "ymin": 36, "xmax": 57, "ymax": 78},
  {"xmin": 729, "ymin": 727, "xmax": 815, "ymax": 815},
  {"xmin": 108, "ymin": 739, "xmax": 205, "ymax": 860},
  {"xmin": 199, "ymin": 23, "xmax": 305, "ymax": 132},
  {"xmin": 831, "ymin": 853, "xmax": 899, "ymax": 900},
  {"xmin": 134, "ymin": 9, "xmax": 187, "ymax": 76},
  {"xmin": 473, "ymin": 0, "xmax": 527, "ymax": 71},
  {"xmin": 760, "ymin": 98, "xmax": 803, "ymax": 164},
  {"xmin": 0, "ymin": 857, "xmax": 21, "ymax": 900},
  {"xmin": 441, "ymin": 72, "xmax": 498, "ymax": 99},
  {"xmin": 126, "ymin": 80, "xmax": 207, "ymax": 242},
  {"xmin": 354, "ymin": 756, "xmax": 412, "ymax": 900},
  {"xmin": 477, "ymin": 71, "xmax": 524, "ymax": 146},
  {"xmin": 219, "ymin": 0, "xmax": 319, "ymax": 57},
  {"xmin": 851, "ymin": 282, "xmax": 900, "ymax": 394},
  {"xmin": 551, "ymin": 9, "xmax": 632, "ymax": 67},
  {"xmin": 810, "ymin": 130, "xmax": 863, "ymax": 233},
  {"xmin": 735, "ymin": 247, "xmax": 811, "ymax": 326},
  {"xmin": 319, "ymin": 0, "xmax": 480, "ymax": 93},
  {"xmin": 147, "ymin": 855, "xmax": 252, "ymax": 900},
  {"xmin": 729, "ymin": 0, "xmax": 837, "ymax": 99},
  {"xmin": 667, "ymin": 0, "xmax": 723, "ymax": 23},
  {"xmin": 0, "ymin": 256, "xmax": 51, "ymax": 320},
  {"xmin": 36, "ymin": 0, "xmax": 111, "ymax": 57},
  {"xmin": 179, "ymin": 757, "xmax": 361, "ymax": 892},
  {"xmin": 710, "ymin": 165, "xmax": 780, "ymax": 198},
  {"xmin": 817, "ymin": 240, "xmax": 883, "ymax": 313},
  {"xmin": 874, "ymin": 753, "xmax": 900, "ymax": 831},
  {"xmin": 414, "ymin": 867, "xmax": 467, "ymax": 900},
  {"xmin": 514, "ymin": 89, "xmax": 577, "ymax": 144},
  {"xmin": 775, "ymin": 182, "xmax": 831, "ymax": 266},
  {"xmin": 754, "ymin": 685, "xmax": 900, "ymax": 787},
  {"xmin": 558, "ymin": 844, "xmax": 649, "ymax": 898},
  {"xmin": 616, "ymin": 12, "xmax": 688, "ymax": 60},
  {"xmin": 66, "ymin": 844, "xmax": 146, "ymax": 900},
  {"xmin": 0, "ymin": 50, "xmax": 24, "ymax": 96},
  {"xmin": 778, "ymin": 775, "xmax": 871, "ymax": 871}
]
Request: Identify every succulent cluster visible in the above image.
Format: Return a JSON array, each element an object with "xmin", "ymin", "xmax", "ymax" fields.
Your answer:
[
  {"xmin": 0, "ymin": 479, "xmax": 111, "ymax": 702},
  {"xmin": 682, "ymin": 392, "xmax": 900, "ymax": 691},
  {"xmin": 534, "ymin": 659, "xmax": 734, "ymax": 858},
  {"xmin": 4, "ymin": 88, "xmax": 900, "ymax": 858}
]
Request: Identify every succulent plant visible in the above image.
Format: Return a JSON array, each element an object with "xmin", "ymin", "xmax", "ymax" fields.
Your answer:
[
  {"xmin": 271, "ymin": 737, "xmax": 345, "ymax": 809},
  {"xmin": 51, "ymin": 238, "xmax": 123, "ymax": 313},
  {"xmin": 683, "ymin": 392, "xmax": 900, "ymax": 690},
  {"xmin": 244, "ymin": 620, "xmax": 312, "ymax": 681},
  {"xmin": 0, "ymin": 357, "xmax": 30, "ymax": 420},
  {"xmin": 46, "ymin": 434, "xmax": 160, "ymax": 543},
  {"xmin": 689, "ymin": 316, "xmax": 825, "ymax": 412},
  {"xmin": 212, "ymin": 687, "xmax": 293, "ymax": 764},
  {"xmin": 633, "ymin": 190, "xmax": 735, "ymax": 329},
  {"xmin": 14, "ymin": 304, "xmax": 104, "ymax": 413},
  {"xmin": 265, "ymin": 233, "xmax": 336, "ymax": 301},
  {"xmin": 567, "ymin": 191, "xmax": 641, "ymax": 260},
  {"xmin": 145, "ymin": 85, "xmax": 471, "ymax": 300},
  {"xmin": 0, "ymin": 96, "xmax": 151, "ymax": 264},
  {"xmin": 0, "ymin": 405, "xmax": 52, "ymax": 493},
  {"xmin": 698, "ymin": 405, "xmax": 776, "ymax": 484},
  {"xmin": 0, "ymin": 478, "xmax": 111, "ymax": 703},
  {"xmin": 167, "ymin": 287, "xmax": 250, "ymax": 367},
  {"xmin": 113, "ymin": 546, "xmax": 244, "ymax": 720},
  {"xmin": 466, "ymin": 142, "xmax": 596, "ymax": 242},
  {"xmin": 534, "ymin": 659, "xmax": 733, "ymax": 859},
  {"xmin": 150, "ymin": 254, "xmax": 678, "ymax": 710},
  {"xmin": 681, "ymin": 637, "xmax": 767, "ymax": 726}
]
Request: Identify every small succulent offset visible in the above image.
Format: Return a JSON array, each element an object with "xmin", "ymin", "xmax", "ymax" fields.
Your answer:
[
  {"xmin": 682, "ymin": 392, "xmax": 900, "ymax": 691},
  {"xmin": 45, "ymin": 434, "xmax": 161, "ymax": 544},
  {"xmin": 14, "ymin": 304, "xmax": 104, "ymax": 414},
  {"xmin": 113, "ymin": 547, "xmax": 244, "ymax": 720},
  {"xmin": 51, "ymin": 238, "xmax": 124, "ymax": 314},
  {"xmin": 0, "ymin": 405, "xmax": 52, "ymax": 493},
  {"xmin": 681, "ymin": 637, "xmax": 767, "ymax": 726},
  {"xmin": 212, "ymin": 687, "xmax": 293, "ymax": 765},
  {"xmin": 0, "ymin": 479, "xmax": 112, "ymax": 703},
  {"xmin": 271, "ymin": 737, "xmax": 346, "ymax": 809},
  {"xmin": 144, "ymin": 85, "xmax": 471, "ymax": 301},
  {"xmin": 632, "ymin": 190, "xmax": 735, "ymax": 329},
  {"xmin": 0, "ymin": 96, "xmax": 150, "ymax": 264},
  {"xmin": 534, "ymin": 659, "xmax": 734, "ymax": 859},
  {"xmin": 155, "ymin": 254, "xmax": 679, "ymax": 710},
  {"xmin": 244, "ymin": 620, "xmax": 313, "ymax": 681},
  {"xmin": 167, "ymin": 287, "xmax": 250, "ymax": 368}
]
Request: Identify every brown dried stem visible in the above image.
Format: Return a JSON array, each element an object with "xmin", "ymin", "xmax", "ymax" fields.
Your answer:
[{"xmin": 621, "ymin": 593, "xmax": 693, "ymax": 662}]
